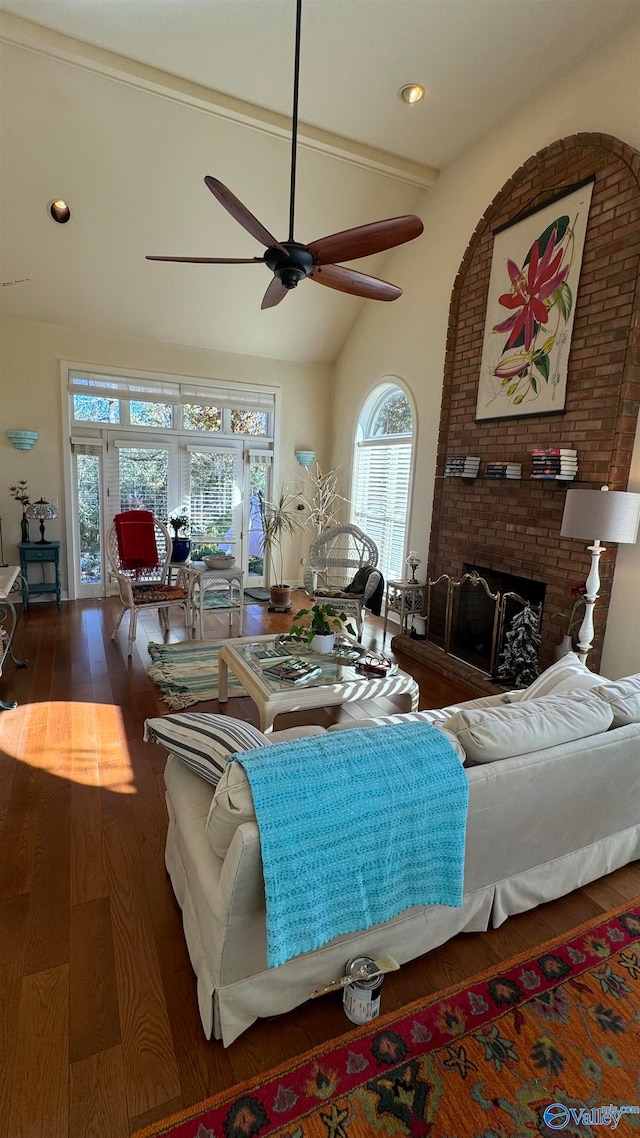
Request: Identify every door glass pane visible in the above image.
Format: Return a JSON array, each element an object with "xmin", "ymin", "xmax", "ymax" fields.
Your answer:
[
  {"xmin": 119, "ymin": 447, "xmax": 168, "ymax": 518},
  {"xmin": 130, "ymin": 400, "xmax": 173, "ymax": 427},
  {"xmin": 248, "ymin": 463, "xmax": 269, "ymax": 578},
  {"xmin": 73, "ymin": 395, "xmax": 120, "ymax": 423},
  {"xmin": 183, "ymin": 405, "xmax": 221, "ymax": 431},
  {"xmin": 189, "ymin": 451, "xmax": 236, "ymax": 556},
  {"xmin": 77, "ymin": 453, "xmax": 102, "ymax": 584}
]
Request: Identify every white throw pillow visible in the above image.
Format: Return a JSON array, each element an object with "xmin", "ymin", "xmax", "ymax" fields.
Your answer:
[
  {"xmin": 446, "ymin": 691, "xmax": 613, "ymax": 764},
  {"xmin": 207, "ymin": 761, "xmax": 256, "ymax": 857},
  {"xmin": 590, "ymin": 674, "xmax": 640, "ymax": 728},
  {"xmin": 505, "ymin": 653, "xmax": 598, "ymax": 702},
  {"xmin": 144, "ymin": 712, "xmax": 269, "ymax": 787}
]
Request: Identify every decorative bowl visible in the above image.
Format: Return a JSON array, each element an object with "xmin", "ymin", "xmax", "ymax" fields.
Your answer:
[{"xmin": 203, "ymin": 555, "xmax": 235, "ymax": 570}]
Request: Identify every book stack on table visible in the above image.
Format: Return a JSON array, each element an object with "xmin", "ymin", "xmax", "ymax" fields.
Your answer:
[
  {"xmin": 484, "ymin": 462, "xmax": 522, "ymax": 480},
  {"xmin": 444, "ymin": 455, "xmax": 481, "ymax": 478},
  {"xmin": 530, "ymin": 449, "xmax": 578, "ymax": 480},
  {"xmin": 262, "ymin": 657, "xmax": 323, "ymax": 685}
]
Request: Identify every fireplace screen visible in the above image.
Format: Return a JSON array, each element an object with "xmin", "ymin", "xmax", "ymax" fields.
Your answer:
[{"xmin": 425, "ymin": 567, "xmax": 545, "ymax": 676}]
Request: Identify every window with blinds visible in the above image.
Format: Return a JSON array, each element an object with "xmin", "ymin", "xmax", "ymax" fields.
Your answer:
[
  {"xmin": 187, "ymin": 449, "xmax": 242, "ymax": 557},
  {"xmin": 351, "ymin": 384, "xmax": 414, "ymax": 582}
]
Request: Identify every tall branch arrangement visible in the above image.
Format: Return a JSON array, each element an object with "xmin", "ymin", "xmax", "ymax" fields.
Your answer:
[{"xmin": 300, "ymin": 462, "xmax": 349, "ymax": 534}]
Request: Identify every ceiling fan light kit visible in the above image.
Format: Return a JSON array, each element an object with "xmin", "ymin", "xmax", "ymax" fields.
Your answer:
[{"xmin": 147, "ymin": 0, "xmax": 423, "ymax": 309}]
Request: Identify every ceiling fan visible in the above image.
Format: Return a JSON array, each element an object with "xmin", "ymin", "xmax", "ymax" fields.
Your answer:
[{"xmin": 147, "ymin": 0, "xmax": 423, "ymax": 309}]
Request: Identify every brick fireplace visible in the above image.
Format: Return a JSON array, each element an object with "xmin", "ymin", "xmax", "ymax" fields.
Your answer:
[{"xmin": 394, "ymin": 133, "xmax": 640, "ymax": 693}]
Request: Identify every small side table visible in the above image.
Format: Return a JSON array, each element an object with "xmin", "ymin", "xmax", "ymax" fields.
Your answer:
[
  {"xmin": 383, "ymin": 579, "xmax": 425, "ymax": 642},
  {"xmin": 19, "ymin": 542, "xmax": 62, "ymax": 610},
  {"xmin": 189, "ymin": 562, "xmax": 245, "ymax": 638}
]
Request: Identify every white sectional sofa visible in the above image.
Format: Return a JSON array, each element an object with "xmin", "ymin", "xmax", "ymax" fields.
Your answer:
[{"xmin": 146, "ymin": 654, "xmax": 640, "ymax": 1046}]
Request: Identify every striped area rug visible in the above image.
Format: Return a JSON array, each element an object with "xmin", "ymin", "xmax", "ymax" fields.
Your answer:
[{"xmin": 147, "ymin": 640, "xmax": 247, "ymax": 709}]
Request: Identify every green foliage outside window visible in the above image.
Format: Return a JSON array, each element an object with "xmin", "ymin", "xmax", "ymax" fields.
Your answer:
[
  {"xmin": 183, "ymin": 405, "xmax": 222, "ymax": 431},
  {"xmin": 371, "ymin": 391, "xmax": 411, "ymax": 436}
]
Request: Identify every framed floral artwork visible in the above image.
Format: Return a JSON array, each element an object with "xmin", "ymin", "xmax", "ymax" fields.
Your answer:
[{"xmin": 475, "ymin": 176, "xmax": 594, "ymax": 421}]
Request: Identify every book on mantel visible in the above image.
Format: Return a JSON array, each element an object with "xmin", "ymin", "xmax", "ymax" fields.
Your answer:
[{"xmin": 485, "ymin": 462, "xmax": 522, "ymax": 479}]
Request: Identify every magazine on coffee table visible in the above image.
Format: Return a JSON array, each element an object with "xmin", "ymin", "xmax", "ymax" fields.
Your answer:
[
  {"xmin": 262, "ymin": 658, "xmax": 323, "ymax": 685},
  {"xmin": 250, "ymin": 643, "xmax": 297, "ymax": 667}
]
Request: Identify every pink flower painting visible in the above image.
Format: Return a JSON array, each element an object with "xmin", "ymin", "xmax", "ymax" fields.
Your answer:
[{"xmin": 476, "ymin": 179, "xmax": 594, "ymax": 420}]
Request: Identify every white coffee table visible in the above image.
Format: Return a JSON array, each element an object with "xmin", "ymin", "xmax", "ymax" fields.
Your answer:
[{"xmin": 218, "ymin": 634, "xmax": 419, "ymax": 732}]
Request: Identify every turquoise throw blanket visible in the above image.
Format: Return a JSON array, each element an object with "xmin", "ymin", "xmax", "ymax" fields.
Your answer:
[{"xmin": 235, "ymin": 722, "xmax": 469, "ymax": 968}]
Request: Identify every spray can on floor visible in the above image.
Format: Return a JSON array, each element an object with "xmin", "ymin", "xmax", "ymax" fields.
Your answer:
[{"xmin": 342, "ymin": 956, "xmax": 384, "ymax": 1025}]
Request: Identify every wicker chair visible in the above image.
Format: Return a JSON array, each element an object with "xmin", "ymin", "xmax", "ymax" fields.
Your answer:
[
  {"xmin": 107, "ymin": 512, "xmax": 197, "ymax": 656},
  {"xmin": 303, "ymin": 523, "xmax": 383, "ymax": 638}
]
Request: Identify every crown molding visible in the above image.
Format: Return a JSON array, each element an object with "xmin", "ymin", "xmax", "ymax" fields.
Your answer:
[{"xmin": 0, "ymin": 11, "xmax": 439, "ymax": 191}]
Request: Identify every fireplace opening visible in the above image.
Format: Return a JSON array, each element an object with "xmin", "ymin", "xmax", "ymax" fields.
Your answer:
[{"xmin": 450, "ymin": 564, "xmax": 546, "ymax": 674}]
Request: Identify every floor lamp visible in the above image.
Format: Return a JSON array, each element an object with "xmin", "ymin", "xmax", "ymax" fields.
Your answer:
[{"xmin": 560, "ymin": 486, "xmax": 640, "ymax": 662}]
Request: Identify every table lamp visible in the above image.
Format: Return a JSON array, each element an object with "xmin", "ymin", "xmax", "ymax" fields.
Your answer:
[
  {"xmin": 25, "ymin": 498, "xmax": 58, "ymax": 544},
  {"xmin": 405, "ymin": 551, "xmax": 421, "ymax": 582},
  {"xmin": 560, "ymin": 485, "xmax": 640, "ymax": 661}
]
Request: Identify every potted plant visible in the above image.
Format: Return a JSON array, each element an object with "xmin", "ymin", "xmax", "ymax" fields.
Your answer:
[
  {"xmin": 168, "ymin": 509, "xmax": 191, "ymax": 563},
  {"xmin": 290, "ymin": 602, "xmax": 355, "ymax": 654},
  {"xmin": 259, "ymin": 489, "xmax": 300, "ymax": 609}
]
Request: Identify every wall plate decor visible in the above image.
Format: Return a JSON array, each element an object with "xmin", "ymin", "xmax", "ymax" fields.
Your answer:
[{"xmin": 476, "ymin": 176, "xmax": 594, "ymax": 421}]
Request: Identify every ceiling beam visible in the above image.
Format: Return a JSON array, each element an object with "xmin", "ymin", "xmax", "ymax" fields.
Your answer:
[{"xmin": 0, "ymin": 11, "xmax": 439, "ymax": 191}]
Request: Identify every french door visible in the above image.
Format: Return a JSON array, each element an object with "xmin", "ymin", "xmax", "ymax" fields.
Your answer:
[{"xmin": 68, "ymin": 436, "xmax": 268, "ymax": 598}]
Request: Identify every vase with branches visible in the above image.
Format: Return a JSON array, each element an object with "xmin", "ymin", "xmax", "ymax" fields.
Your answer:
[
  {"xmin": 8, "ymin": 480, "xmax": 31, "ymax": 542},
  {"xmin": 300, "ymin": 462, "xmax": 349, "ymax": 534}
]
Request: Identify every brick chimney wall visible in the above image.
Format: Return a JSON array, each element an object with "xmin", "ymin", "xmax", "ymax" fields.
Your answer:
[{"xmin": 428, "ymin": 134, "xmax": 640, "ymax": 673}]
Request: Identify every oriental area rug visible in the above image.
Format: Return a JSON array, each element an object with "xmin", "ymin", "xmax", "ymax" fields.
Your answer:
[
  {"xmin": 147, "ymin": 640, "xmax": 247, "ymax": 709},
  {"xmin": 134, "ymin": 901, "xmax": 640, "ymax": 1138}
]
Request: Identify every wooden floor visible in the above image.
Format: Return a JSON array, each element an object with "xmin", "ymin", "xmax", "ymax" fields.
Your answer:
[{"xmin": 0, "ymin": 593, "xmax": 638, "ymax": 1137}]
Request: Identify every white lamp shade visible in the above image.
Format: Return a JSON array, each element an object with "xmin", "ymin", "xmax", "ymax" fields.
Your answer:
[{"xmin": 561, "ymin": 488, "xmax": 640, "ymax": 544}]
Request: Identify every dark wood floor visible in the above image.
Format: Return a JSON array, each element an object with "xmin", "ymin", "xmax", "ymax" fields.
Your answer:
[{"xmin": 0, "ymin": 593, "xmax": 638, "ymax": 1137}]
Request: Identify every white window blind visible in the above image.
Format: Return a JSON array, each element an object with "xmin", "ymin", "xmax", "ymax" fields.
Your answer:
[
  {"xmin": 180, "ymin": 383, "xmax": 275, "ymax": 411},
  {"xmin": 352, "ymin": 440, "xmax": 412, "ymax": 582},
  {"xmin": 187, "ymin": 448, "xmax": 242, "ymax": 550},
  {"xmin": 69, "ymin": 371, "xmax": 276, "ymax": 413},
  {"xmin": 69, "ymin": 371, "xmax": 181, "ymax": 404}
]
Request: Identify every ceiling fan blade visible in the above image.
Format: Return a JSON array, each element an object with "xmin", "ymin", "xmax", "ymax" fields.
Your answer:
[
  {"xmin": 204, "ymin": 177, "xmax": 287, "ymax": 253},
  {"xmin": 146, "ymin": 256, "xmax": 265, "ymax": 263},
  {"xmin": 261, "ymin": 277, "xmax": 289, "ymax": 310},
  {"xmin": 309, "ymin": 216, "xmax": 424, "ymax": 266},
  {"xmin": 310, "ymin": 264, "xmax": 402, "ymax": 302}
]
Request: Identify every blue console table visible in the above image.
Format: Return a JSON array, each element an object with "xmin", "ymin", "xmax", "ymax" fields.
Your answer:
[{"xmin": 19, "ymin": 541, "xmax": 62, "ymax": 609}]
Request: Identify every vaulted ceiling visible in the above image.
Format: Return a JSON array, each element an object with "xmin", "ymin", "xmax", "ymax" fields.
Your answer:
[{"xmin": 1, "ymin": 0, "xmax": 638, "ymax": 364}]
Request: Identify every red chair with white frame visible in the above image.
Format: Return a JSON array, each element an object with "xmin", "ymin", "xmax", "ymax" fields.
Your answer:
[{"xmin": 107, "ymin": 510, "xmax": 197, "ymax": 656}]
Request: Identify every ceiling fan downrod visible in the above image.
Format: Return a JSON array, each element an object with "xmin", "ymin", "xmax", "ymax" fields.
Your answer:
[{"xmin": 288, "ymin": 0, "xmax": 303, "ymax": 243}]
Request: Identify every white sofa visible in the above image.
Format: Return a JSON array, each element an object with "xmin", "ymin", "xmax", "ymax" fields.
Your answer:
[{"xmin": 149, "ymin": 655, "xmax": 640, "ymax": 1046}]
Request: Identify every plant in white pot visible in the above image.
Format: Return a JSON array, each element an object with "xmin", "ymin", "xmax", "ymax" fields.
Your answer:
[
  {"xmin": 259, "ymin": 488, "xmax": 300, "ymax": 609},
  {"xmin": 290, "ymin": 602, "xmax": 356, "ymax": 654}
]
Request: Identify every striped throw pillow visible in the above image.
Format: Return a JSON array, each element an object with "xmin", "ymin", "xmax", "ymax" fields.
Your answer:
[{"xmin": 144, "ymin": 713, "xmax": 269, "ymax": 786}]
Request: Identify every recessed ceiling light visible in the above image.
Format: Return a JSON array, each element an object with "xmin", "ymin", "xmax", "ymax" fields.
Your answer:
[
  {"xmin": 48, "ymin": 199, "xmax": 71, "ymax": 224},
  {"xmin": 398, "ymin": 84, "xmax": 425, "ymax": 106}
]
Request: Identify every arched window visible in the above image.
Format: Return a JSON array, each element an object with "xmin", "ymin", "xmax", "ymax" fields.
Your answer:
[{"xmin": 351, "ymin": 382, "xmax": 414, "ymax": 582}]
